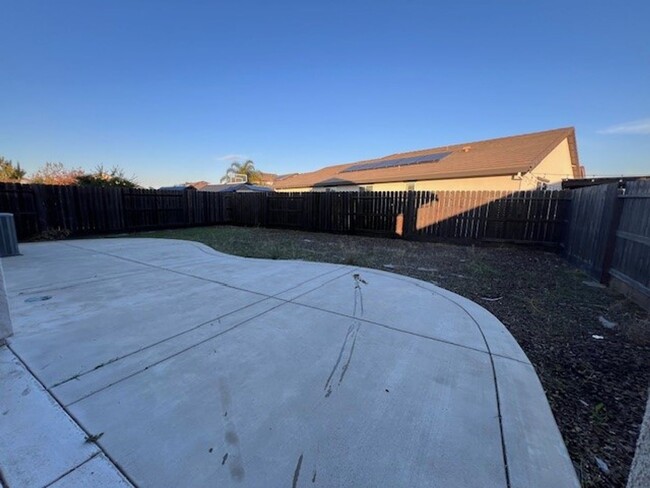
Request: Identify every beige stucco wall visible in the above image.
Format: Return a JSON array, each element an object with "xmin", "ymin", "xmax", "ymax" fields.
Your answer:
[
  {"xmin": 277, "ymin": 137, "xmax": 574, "ymax": 193},
  {"xmin": 277, "ymin": 174, "xmax": 538, "ymax": 193},
  {"xmin": 531, "ymin": 138, "xmax": 574, "ymax": 189}
]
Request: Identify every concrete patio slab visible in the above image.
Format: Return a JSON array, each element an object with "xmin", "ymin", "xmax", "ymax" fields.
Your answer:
[
  {"xmin": 0, "ymin": 347, "xmax": 100, "ymax": 487},
  {"xmin": 48, "ymin": 454, "xmax": 131, "ymax": 488},
  {"xmin": 52, "ymin": 298, "xmax": 284, "ymax": 407},
  {"xmin": 0, "ymin": 238, "xmax": 579, "ymax": 487}
]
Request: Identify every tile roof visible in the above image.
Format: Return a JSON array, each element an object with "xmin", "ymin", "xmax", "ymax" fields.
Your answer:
[
  {"xmin": 274, "ymin": 127, "xmax": 581, "ymax": 189},
  {"xmin": 199, "ymin": 183, "xmax": 274, "ymax": 193}
]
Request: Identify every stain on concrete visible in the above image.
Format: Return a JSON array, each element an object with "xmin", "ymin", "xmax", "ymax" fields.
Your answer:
[
  {"xmin": 225, "ymin": 430, "xmax": 239, "ymax": 445},
  {"xmin": 219, "ymin": 377, "xmax": 245, "ymax": 482},
  {"xmin": 292, "ymin": 453, "xmax": 303, "ymax": 488},
  {"xmin": 229, "ymin": 462, "xmax": 245, "ymax": 482},
  {"xmin": 324, "ymin": 322, "xmax": 361, "ymax": 397}
]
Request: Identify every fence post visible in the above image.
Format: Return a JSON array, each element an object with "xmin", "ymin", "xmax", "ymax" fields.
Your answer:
[
  {"xmin": 600, "ymin": 185, "xmax": 625, "ymax": 284},
  {"xmin": 402, "ymin": 191, "xmax": 417, "ymax": 239},
  {"xmin": 30, "ymin": 184, "xmax": 47, "ymax": 234}
]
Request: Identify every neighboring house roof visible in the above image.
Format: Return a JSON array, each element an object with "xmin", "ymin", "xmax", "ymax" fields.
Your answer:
[
  {"xmin": 186, "ymin": 180, "xmax": 210, "ymax": 190},
  {"xmin": 274, "ymin": 173, "xmax": 298, "ymax": 182},
  {"xmin": 199, "ymin": 183, "xmax": 275, "ymax": 193},
  {"xmin": 258, "ymin": 172, "xmax": 278, "ymax": 185},
  {"xmin": 159, "ymin": 185, "xmax": 196, "ymax": 191},
  {"xmin": 274, "ymin": 128, "xmax": 582, "ymax": 189}
]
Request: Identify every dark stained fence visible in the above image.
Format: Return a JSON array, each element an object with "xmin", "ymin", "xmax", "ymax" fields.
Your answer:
[
  {"xmin": 0, "ymin": 184, "xmax": 40, "ymax": 238},
  {"xmin": 0, "ymin": 184, "xmax": 571, "ymax": 246},
  {"xmin": 0, "ymin": 184, "xmax": 231, "ymax": 239},
  {"xmin": 262, "ymin": 189, "xmax": 569, "ymax": 245},
  {"xmin": 563, "ymin": 183, "xmax": 620, "ymax": 278},
  {"xmin": 610, "ymin": 181, "xmax": 650, "ymax": 308},
  {"xmin": 563, "ymin": 180, "xmax": 650, "ymax": 309}
]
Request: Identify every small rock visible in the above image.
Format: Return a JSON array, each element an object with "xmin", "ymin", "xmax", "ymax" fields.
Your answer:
[
  {"xmin": 592, "ymin": 335, "xmax": 605, "ymax": 340},
  {"xmin": 582, "ymin": 280, "xmax": 606, "ymax": 289},
  {"xmin": 594, "ymin": 456, "xmax": 609, "ymax": 474},
  {"xmin": 598, "ymin": 316, "xmax": 617, "ymax": 329}
]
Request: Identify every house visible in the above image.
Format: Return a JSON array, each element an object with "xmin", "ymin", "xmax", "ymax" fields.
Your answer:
[
  {"xmin": 274, "ymin": 127, "xmax": 584, "ymax": 192},
  {"xmin": 186, "ymin": 180, "xmax": 210, "ymax": 190},
  {"xmin": 199, "ymin": 183, "xmax": 274, "ymax": 193},
  {"xmin": 258, "ymin": 172, "xmax": 278, "ymax": 187},
  {"xmin": 258, "ymin": 172, "xmax": 299, "ymax": 188}
]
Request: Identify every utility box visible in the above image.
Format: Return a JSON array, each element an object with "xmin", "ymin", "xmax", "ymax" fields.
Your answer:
[{"xmin": 0, "ymin": 213, "xmax": 20, "ymax": 257}]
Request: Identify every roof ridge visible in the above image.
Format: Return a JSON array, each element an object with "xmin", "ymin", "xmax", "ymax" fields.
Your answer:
[{"xmin": 376, "ymin": 127, "xmax": 574, "ymax": 162}]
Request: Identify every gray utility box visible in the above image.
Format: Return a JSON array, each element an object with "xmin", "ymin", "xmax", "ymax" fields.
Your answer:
[{"xmin": 0, "ymin": 213, "xmax": 20, "ymax": 257}]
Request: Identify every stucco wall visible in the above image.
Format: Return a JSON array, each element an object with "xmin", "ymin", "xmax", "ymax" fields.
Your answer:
[
  {"xmin": 276, "ymin": 137, "xmax": 574, "ymax": 193},
  {"xmin": 531, "ymin": 138, "xmax": 575, "ymax": 189},
  {"xmin": 276, "ymin": 174, "xmax": 539, "ymax": 193}
]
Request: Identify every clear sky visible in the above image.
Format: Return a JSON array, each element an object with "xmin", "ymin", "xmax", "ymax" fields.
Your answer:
[{"xmin": 1, "ymin": 0, "xmax": 649, "ymax": 188}]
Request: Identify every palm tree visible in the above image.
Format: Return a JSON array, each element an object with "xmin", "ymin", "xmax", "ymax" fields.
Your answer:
[{"xmin": 220, "ymin": 160, "xmax": 262, "ymax": 184}]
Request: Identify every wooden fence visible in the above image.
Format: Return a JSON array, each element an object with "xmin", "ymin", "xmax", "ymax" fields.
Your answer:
[
  {"xmin": 564, "ymin": 180, "xmax": 650, "ymax": 309},
  {"xmin": 0, "ymin": 184, "xmax": 570, "ymax": 246},
  {"xmin": 1, "ymin": 181, "xmax": 648, "ymax": 307},
  {"xmin": 0, "ymin": 184, "xmax": 229, "ymax": 239}
]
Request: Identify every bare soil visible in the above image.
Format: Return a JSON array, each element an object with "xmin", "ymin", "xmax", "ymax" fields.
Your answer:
[{"xmin": 135, "ymin": 225, "xmax": 650, "ymax": 487}]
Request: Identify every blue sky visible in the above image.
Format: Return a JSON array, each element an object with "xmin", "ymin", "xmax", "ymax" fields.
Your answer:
[{"xmin": 1, "ymin": 0, "xmax": 649, "ymax": 187}]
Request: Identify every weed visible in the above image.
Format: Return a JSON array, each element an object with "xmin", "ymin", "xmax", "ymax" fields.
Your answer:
[
  {"xmin": 591, "ymin": 403, "xmax": 608, "ymax": 425},
  {"xmin": 85, "ymin": 432, "xmax": 104, "ymax": 443}
]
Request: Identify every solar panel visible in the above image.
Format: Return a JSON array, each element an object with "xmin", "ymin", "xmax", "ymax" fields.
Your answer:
[{"xmin": 342, "ymin": 151, "xmax": 451, "ymax": 173}]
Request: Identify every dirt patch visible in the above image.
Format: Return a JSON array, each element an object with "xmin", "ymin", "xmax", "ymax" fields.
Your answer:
[{"xmin": 133, "ymin": 225, "xmax": 650, "ymax": 487}]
